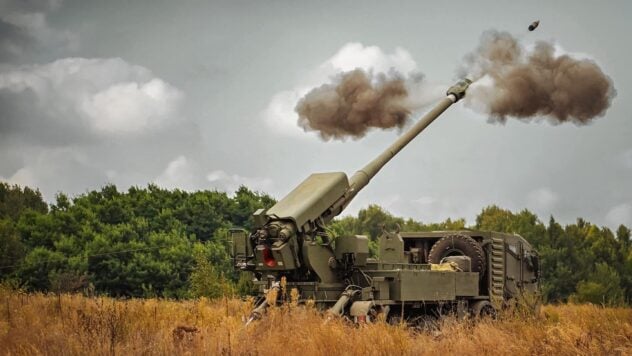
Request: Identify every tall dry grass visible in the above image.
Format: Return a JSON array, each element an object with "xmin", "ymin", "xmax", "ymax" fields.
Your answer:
[{"xmin": 0, "ymin": 288, "xmax": 631, "ymax": 355}]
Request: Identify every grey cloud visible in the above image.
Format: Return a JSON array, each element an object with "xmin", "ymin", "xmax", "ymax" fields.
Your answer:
[
  {"xmin": 606, "ymin": 203, "xmax": 632, "ymax": 228},
  {"xmin": 0, "ymin": 20, "xmax": 36, "ymax": 62},
  {"xmin": 0, "ymin": 147, "xmax": 108, "ymax": 197},
  {"xmin": 1, "ymin": 124, "xmax": 207, "ymax": 201},
  {"xmin": 0, "ymin": 57, "xmax": 183, "ymax": 145},
  {"xmin": 622, "ymin": 149, "xmax": 632, "ymax": 170},
  {"xmin": 0, "ymin": 0, "xmax": 61, "ymax": 13},
  {"xmin": 154, "ymin": 156, "xmax": 209, "ymax": 192},
  {"xmin": 0, "ymin": 0, "xmax": 76, "ymax": 63},
  {"xmin": 152, "ymin": 156, "xmax": 274, "ymax": 194},
  {"xmin": 0, "ymin": 55, "xmax": 199, "ymax": 199}
]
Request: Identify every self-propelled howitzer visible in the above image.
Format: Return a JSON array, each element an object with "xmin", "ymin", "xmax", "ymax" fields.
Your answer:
[{"xmin": 231, "ymin": 78, "xmax": 540, "ymax": 323}]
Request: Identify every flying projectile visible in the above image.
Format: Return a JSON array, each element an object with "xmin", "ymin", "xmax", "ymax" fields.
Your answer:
[{"xmin": 528, "ymin": 20, "xmax": 540, "ymax": 31}]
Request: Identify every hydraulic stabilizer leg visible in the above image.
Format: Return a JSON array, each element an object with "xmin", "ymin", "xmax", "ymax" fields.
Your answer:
[
  {"xmin": 327, "ymin": 288, "xmax": 359, "ymax": 316},
  {"xmin": 245, "ymin": 282, "xmax": 281, "ymax": 326}
]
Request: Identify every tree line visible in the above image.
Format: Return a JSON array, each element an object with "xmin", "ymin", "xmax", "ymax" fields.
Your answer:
[
  {"xmin": 0, "ymin": 182, "xmax": 274, "ymax": 298},
  {"xmin": 1, "ymin": 182, "xmax": 630, "ymax": 305}
]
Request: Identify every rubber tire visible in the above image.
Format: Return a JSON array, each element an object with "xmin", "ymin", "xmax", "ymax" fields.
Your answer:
[
  {"xmin": 471, "ymin": 300, "xmax": 497, "ymax": 319},
  {"xmin": 428, "ymin": 234, "xmax": 486, "ymax": 273}
]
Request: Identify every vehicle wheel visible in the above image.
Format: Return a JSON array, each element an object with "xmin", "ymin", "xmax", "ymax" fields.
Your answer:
[
  {"xmin": 412, "ymin": 315, "xmax": 439, "ymax": 331},
  {"xmin": 387, "ymin": 314, "xmax": 403, "ymax": 325},
  {"xmin": 471, "ymin": 300, "xmax": 496, "ymax": 319},
  {"xmin": 428, "ymin": 234, "xmax": 486, "ymax": 273}
]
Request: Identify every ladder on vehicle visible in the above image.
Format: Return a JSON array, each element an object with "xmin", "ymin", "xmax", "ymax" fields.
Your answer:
[{"xmin": 490, "ymin": 237, "xmax": 505, "ymax": 306}]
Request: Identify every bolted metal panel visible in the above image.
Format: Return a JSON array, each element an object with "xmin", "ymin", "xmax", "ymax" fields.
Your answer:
[
  {"xmin": 392, "ymin": 270, "xmax": 457, "ymax": 301},
  {"xmin": 253, "ymin": 243, "xmax": 298, "ymax": 271},
  {"xmin": 302, "ymin": 242, "xmax": 338, "ymax": 284},
  {"xmin": 379, "ymin": 232, "xmax": 406, "ymax": 263},
  {"xmin": 334, "ymin": 235, "xmax": 369, "ymax": 266},
  {"xmin": 371, "ymin": 276, "xmax": 391, "ymax": 300},
  {"xmin": 455, "ymin": 272, "xmax": 479, "ymax": 296},
  {"xmin": 266, "ymin": 172, "xmax": 349, "ymax": 228},
  {"xmin": 230, "ymin": 228, "xmax": 248, "ymax": 258}
]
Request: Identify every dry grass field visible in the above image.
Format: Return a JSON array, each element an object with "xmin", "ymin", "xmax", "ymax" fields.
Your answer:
[{"xmin": 1, "ymin": 288, "xmax": 631, "ymax": 356}]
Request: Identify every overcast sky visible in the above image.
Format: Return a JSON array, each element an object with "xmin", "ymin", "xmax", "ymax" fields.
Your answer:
[{"xmin": 1, "ymin": 0, "xmax": 630, "ymax": 229}]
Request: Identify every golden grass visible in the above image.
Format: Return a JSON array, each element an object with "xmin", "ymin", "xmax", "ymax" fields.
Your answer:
[{"xmin": 1, "ymin": 289, "xmax": 631, "ymax": 356}]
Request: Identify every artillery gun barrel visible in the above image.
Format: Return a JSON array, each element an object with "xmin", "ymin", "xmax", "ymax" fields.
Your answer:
[
  {"xmin": 249, "ymin": 79, "xmax": 471, "ymax": 235},
  {"xmin": 331, "ymin": 79, "xmax": 472, "ymax": 214}
]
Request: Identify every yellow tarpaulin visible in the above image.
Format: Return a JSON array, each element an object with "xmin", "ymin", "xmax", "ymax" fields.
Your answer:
[{"xmin": 430, "ymin": 262, "xmax": 460, "ymax": 271}]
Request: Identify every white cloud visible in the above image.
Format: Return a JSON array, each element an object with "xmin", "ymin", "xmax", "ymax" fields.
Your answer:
[
  {"xmin": 263, "ymin": 42, "xmax": 420, "ymax": 138},
  {"xmin": 526, "ymin": 187, "xmax": 559, "ymax": 213},
  {"xmin": 154, "ymin": 156, "xmax": 274, "ymax": 194},
  {"xmin": 407, "ymin": 195, "xmax": 481, "ymax": 224},
  {"xmin": 357, "ymin": 193, "xmax": 480, "ymax": 225},
  {"xmin": 0, "ymin": 148, "xmax": 104, "ymax": 199},
  {"xmin": 551, "ymin": 43, "xmax": 592, "ymax": 62},
  {"xmin": 81, "ymin": 78, "xmax": 182, "ymax": 133},
  {"xmin": 1, "ymin": 166, "xmax": 38, "ymax": 188},
  {"xmin": 0, "ymin": 57, "xmax": 183, "ymax": 135},
  {"xmin": 262, "ymin": 87, "xmax": 311, "ymax": 137},
  {"xmin": 154, "ymin": 156, "xmax": 202, "ymax": 191},
  {"xmin": 605, "ymin": 203, "xmax": 632, "ymax": 228},
  {"xmin": 207, "ymin": 170, "xmax": 273, "ymax": 194},
  {"xmin": 322, "ymin": 42, "xmax": 417, "ymax": 74},
  {"xmin": 0, "ymin": 57, "xmax": 192, "ymax": 200}
]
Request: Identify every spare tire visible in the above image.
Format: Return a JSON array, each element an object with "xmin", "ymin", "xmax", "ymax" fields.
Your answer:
[{"xmin": 428, "ymin": 234, "xmax": 486, "ymax": 273}]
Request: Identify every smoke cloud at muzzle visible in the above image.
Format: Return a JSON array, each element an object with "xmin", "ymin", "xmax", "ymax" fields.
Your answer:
[
  {"xmin": 462, "ymin": 31, "xmax": 616, "ymax": 124},
  {"xmin": 294, "ymin": 32, "xmax": 616, "ymax": 140},
  {"xmin": 295, "ymin": 69, "xmax": 414, "ymax": 140}
]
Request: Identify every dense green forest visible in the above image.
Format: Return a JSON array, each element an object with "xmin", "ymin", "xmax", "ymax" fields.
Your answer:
[{"xmin": 1, "ymin": 182, "xmax": 630, "ymax": 305}]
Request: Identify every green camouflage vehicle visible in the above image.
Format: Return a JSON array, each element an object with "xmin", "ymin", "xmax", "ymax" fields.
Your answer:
[{"xmin": 231, "ymin": 79, "xmax": 540, "ymax": 323}]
